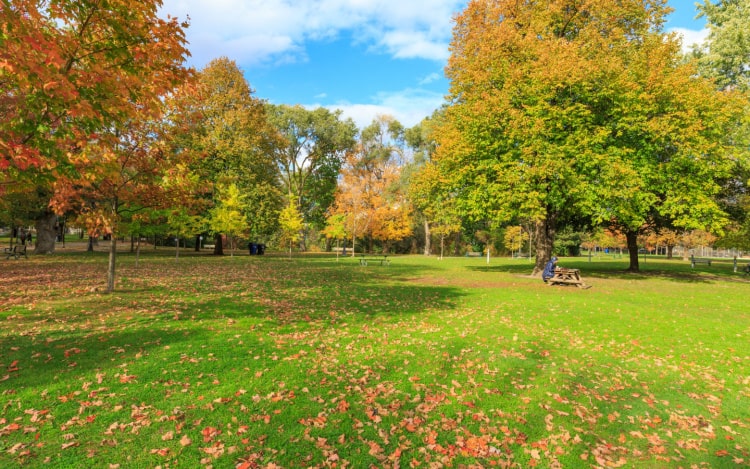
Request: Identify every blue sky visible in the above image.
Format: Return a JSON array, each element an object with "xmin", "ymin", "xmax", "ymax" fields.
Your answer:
[{"xmin": 161, "ymin": 1, "xmax": 709, "ymax": 129}]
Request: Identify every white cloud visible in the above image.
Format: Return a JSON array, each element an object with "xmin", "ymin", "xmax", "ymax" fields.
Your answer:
[
  {"xmin": 670, "ymin": 27, "xmax": 710, "ymax": 54},
  {"xmin": 419, "ymin": 72, "xmax": 442, "ymax": 85},
  {"xmin": 160, "ymin": 0, "xmax": 465, "ymax": 67},
  {"xmin": 309, "ymin": 88, "xmax": 446, "ymax": 129}
]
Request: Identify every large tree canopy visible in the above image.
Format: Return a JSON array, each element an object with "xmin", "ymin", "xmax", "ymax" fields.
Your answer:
[
  {"xmin": 0, "ymin": 0, "xmax": 191, "ymax": 253},
  {"xmin": 177, "ymin": 57, "xmax": 282, "ymax": 253},
  {"xmin": 435, "ymin": 0, "xmax": 749, "ymax": 273},
  {"xmin": 266, "ymin": 105, "xmax": 357, "ymax": 240},
  {"xmin": 694, "ymin": 0, "xmax": 750, "ymax": 91}
]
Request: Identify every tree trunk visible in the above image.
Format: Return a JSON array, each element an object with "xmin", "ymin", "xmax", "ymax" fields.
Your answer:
[
  {"xmin": 107, "ymin": 236, "xmax": 117, "ymax": 293},
  {"xmin": 532, "ymin": 213, "xmax": 557, "ymax": 277},
  {"xmin": 195, "ymin": 234, "xmax": 201, "ymax": 252},
  {"xmin": 213, "ymin": 233, "xmax": 224, "ymax": 255},
  {"xmin": 667, "ymin": 245, "xmax": 674, "ymax": 259},
  {"xmin": 453, "ymin": 231, "xmax": 461, "ymax": 257},
  {"xmin": 136, "ymin": 236, "xmax": 142, "ymax": 269},
  {"xmin": 424, "ymin": 220, "xmax": 431, "ymax": 256},
  {"xmin": 34, "ymin": 211, "xmax": 58, "ymax": 254},
  {"xmin": 626, "ymin": 229, "xmax": 640, "ymax": 272}
]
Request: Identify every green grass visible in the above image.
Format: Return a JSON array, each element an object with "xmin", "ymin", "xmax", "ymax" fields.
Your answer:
[{"xmin": 1, "ymin": 250, "xmax": 748, "ymax": 467}]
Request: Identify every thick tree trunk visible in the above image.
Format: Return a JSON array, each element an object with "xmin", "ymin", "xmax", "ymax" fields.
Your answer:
[
  {"xmin": 195, "ymin": 234, "xmax": 201, "ymax": 252},
  {"xmin": 34, "ymin": 212, "xmax": 58, "ymax": 254},
  {"xmin": 423, "ymin": 220, "xmax": 431, "ymax": 256},
  {"xmin": 626, "ymin": 230, "xmax": 640, "ymax": 272},
  {"xmin": 213, "ymin": 233, "xmax": 224, "ymax": 255},
  {"xmin": 107, "ymin": 236, "xmax": 117, "ymax": 293},
  {"xmin": 532, "ymin": 213, "xmax": 557, "ymax": 277},
  {"xmin": 667, "ymin": 245, "xmax": 674, "ymax": 259}
]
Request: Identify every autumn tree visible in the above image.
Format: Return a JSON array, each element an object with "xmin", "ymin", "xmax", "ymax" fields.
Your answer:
[
  {"xmin": 178, "ymin": 58, "xmax": 282, "ymax": 255},
  {"xmin": 329, "ymin": 116, "xmax": 412, "ymax": 254},
  {"xmin": 323, "ymin": 213, "xmax": 349, "ymax": 258},
  {"xmin": 278, "ymin": 200, "xmax": 304, "ymax": 257},
  {"xmin": 438, "ymin": 0, "xmax": 749, "ymax": 274},
  {"xmin": 503, "ymin": 226, "xmax": 528, "ymax": 258},
  {"xmin": 208, "ymin": 183, "xmax": 248, "ymax": 257},
  {"xmin": 601, "ymin": 30, "xmax": 749, "ymax": 271},
  {"xmin": 404, "ymin": 110, "xmax": 455, "ymax": 256},
  {"xmin": 692, "ymin": 0, "xmax": 750, "ymax": 253},
  {"xmin": 267, "ymin": 105, "xmax": 357, "ymax": 249},
  {"xmin": 51, "ymin": 105, "xmax": 199, "ymax": 292},
  {"xmin": 0, "ymin": 0, "xmax": 191, "ymax": 254},
  {"xmin": 654, "ymin": 229, "xmax": 680, "ymax": 259}
]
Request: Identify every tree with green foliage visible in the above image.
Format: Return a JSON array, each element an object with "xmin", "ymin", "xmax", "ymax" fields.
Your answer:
[
  {"xmin": 178, "ymin": 58, "xmax": 282, "ymax": 255},
  {"xmin": 267, "ymin": 105, "xmax": 357, "ymax": 249},
  {"xmin": 692, "ymin": 0, "xmax": 750, "ymax": 252},
  {"xmin": 405, "ymin": 111, "xmax": 450, "ymax": 256},
  {"xmin": 437, "ymin": 0, "xmax": 749, "ymax": 274},
  {"xmin": 694, "ymin": 0, "xmax": 750, "ymax": 92}
]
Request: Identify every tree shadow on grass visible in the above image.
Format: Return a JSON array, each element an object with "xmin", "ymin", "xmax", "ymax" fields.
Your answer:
[{"xmin": 468, "ymin": 262, "xmax": 748, "ymax": 285}]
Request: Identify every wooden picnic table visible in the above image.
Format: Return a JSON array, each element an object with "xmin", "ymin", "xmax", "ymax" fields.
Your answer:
[{"xmin": 549, "ymin": 268, "xmax": 588, "ymax": 288}]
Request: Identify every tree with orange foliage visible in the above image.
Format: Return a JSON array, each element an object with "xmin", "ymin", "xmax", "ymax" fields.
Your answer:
[
  {"xmin": 329, "ymin": 116, "xmax": 412, "ymax": 254},
  {"xmin": 0, "ymin": 0, "xmax": 191, "ymax": 255},
  {"xmin": 50, "ymin": 99, "xmax": 202, "ymax": 292}
]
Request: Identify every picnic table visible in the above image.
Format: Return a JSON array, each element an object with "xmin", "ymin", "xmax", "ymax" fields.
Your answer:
[
  {"xmin": 359, "ymin": 255, "xmax": 390, "ymax": 266},
  {"xmin": 548, "ymin": 267, "xmax": 588, "ymax": 288}
]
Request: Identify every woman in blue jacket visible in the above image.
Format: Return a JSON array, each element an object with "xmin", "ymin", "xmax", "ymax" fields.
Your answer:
[{"xmin": 542, "ymin": 256, "xmax": 558, "ymax": 283}]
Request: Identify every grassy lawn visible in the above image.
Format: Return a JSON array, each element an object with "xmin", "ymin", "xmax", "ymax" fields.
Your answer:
[{"xmin": 1, "ymin": 249, "xmax": 748, "ymax": 468}]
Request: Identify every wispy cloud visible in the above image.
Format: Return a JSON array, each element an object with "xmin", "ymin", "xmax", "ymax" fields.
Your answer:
[
  {"xmin": 419, "ymin": 72, "xmax": 442, "ymax": 85},
  {"xmin": 670, "ymin": 27, "xmax": 710, "ymax": 54},
  {"xmin": 160, "ymin": 0, "xmax": 464, "ymax": 67},
  {"xmin": 308, "ymin": 88, "xmax": 446, "ymax": 129}
]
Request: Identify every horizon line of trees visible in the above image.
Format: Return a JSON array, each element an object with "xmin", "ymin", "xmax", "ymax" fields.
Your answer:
[{"xmin": 2, "ymin": 0, "xmax": 749, "ymax": 292}]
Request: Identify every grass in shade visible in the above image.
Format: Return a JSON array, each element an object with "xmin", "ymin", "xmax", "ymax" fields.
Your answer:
[{"xmin": 1, "ymin": 247, "xmax": 748, "ymax": 467}]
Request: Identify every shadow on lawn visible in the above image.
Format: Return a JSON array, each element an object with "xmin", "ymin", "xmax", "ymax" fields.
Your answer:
[{"xmin": 468, "ymin": 261, "xmax": 748, "ymax": 285}]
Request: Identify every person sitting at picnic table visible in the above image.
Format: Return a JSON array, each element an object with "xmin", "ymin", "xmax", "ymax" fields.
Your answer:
[{"xmin": 542, "ymin": 256, "xmax": 558, "ymax": 283}]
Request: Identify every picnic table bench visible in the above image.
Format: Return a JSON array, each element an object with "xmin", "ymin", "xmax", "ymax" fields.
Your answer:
[
  {"xmin": 4, "ymin": 245, "xmax": 28, "ymax": 260},
  {"xmin": 359, "ymin": 255, "xmax": 390, "ymax": 266},
  {"xmin": 690, "ymin": 256, "xmax": 712, "ymax": 268},
  {"xmin": 548, "ymin": 268, "xmax": 588, "ymax": 288}
]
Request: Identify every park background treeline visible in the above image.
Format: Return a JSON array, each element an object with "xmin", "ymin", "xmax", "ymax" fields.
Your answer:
[{"xmin": 1, "ymin": 0, "xmax": 749, "ymax": 292}]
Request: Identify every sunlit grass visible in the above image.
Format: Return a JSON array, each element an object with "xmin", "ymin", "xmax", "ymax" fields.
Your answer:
[{"xmin": 1, "ymin": 251, "xmax": 748, "ymax": 467}]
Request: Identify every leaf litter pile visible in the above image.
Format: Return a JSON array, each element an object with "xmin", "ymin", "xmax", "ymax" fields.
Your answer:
[{"xmin": 1, "ymin": 253, "xmax": 748, "ymax": 468}]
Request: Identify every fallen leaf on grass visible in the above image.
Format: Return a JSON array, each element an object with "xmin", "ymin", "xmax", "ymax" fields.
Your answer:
[{"xmin": 150, "ymin": 448, "xmax": 169, "ymax": 457}]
